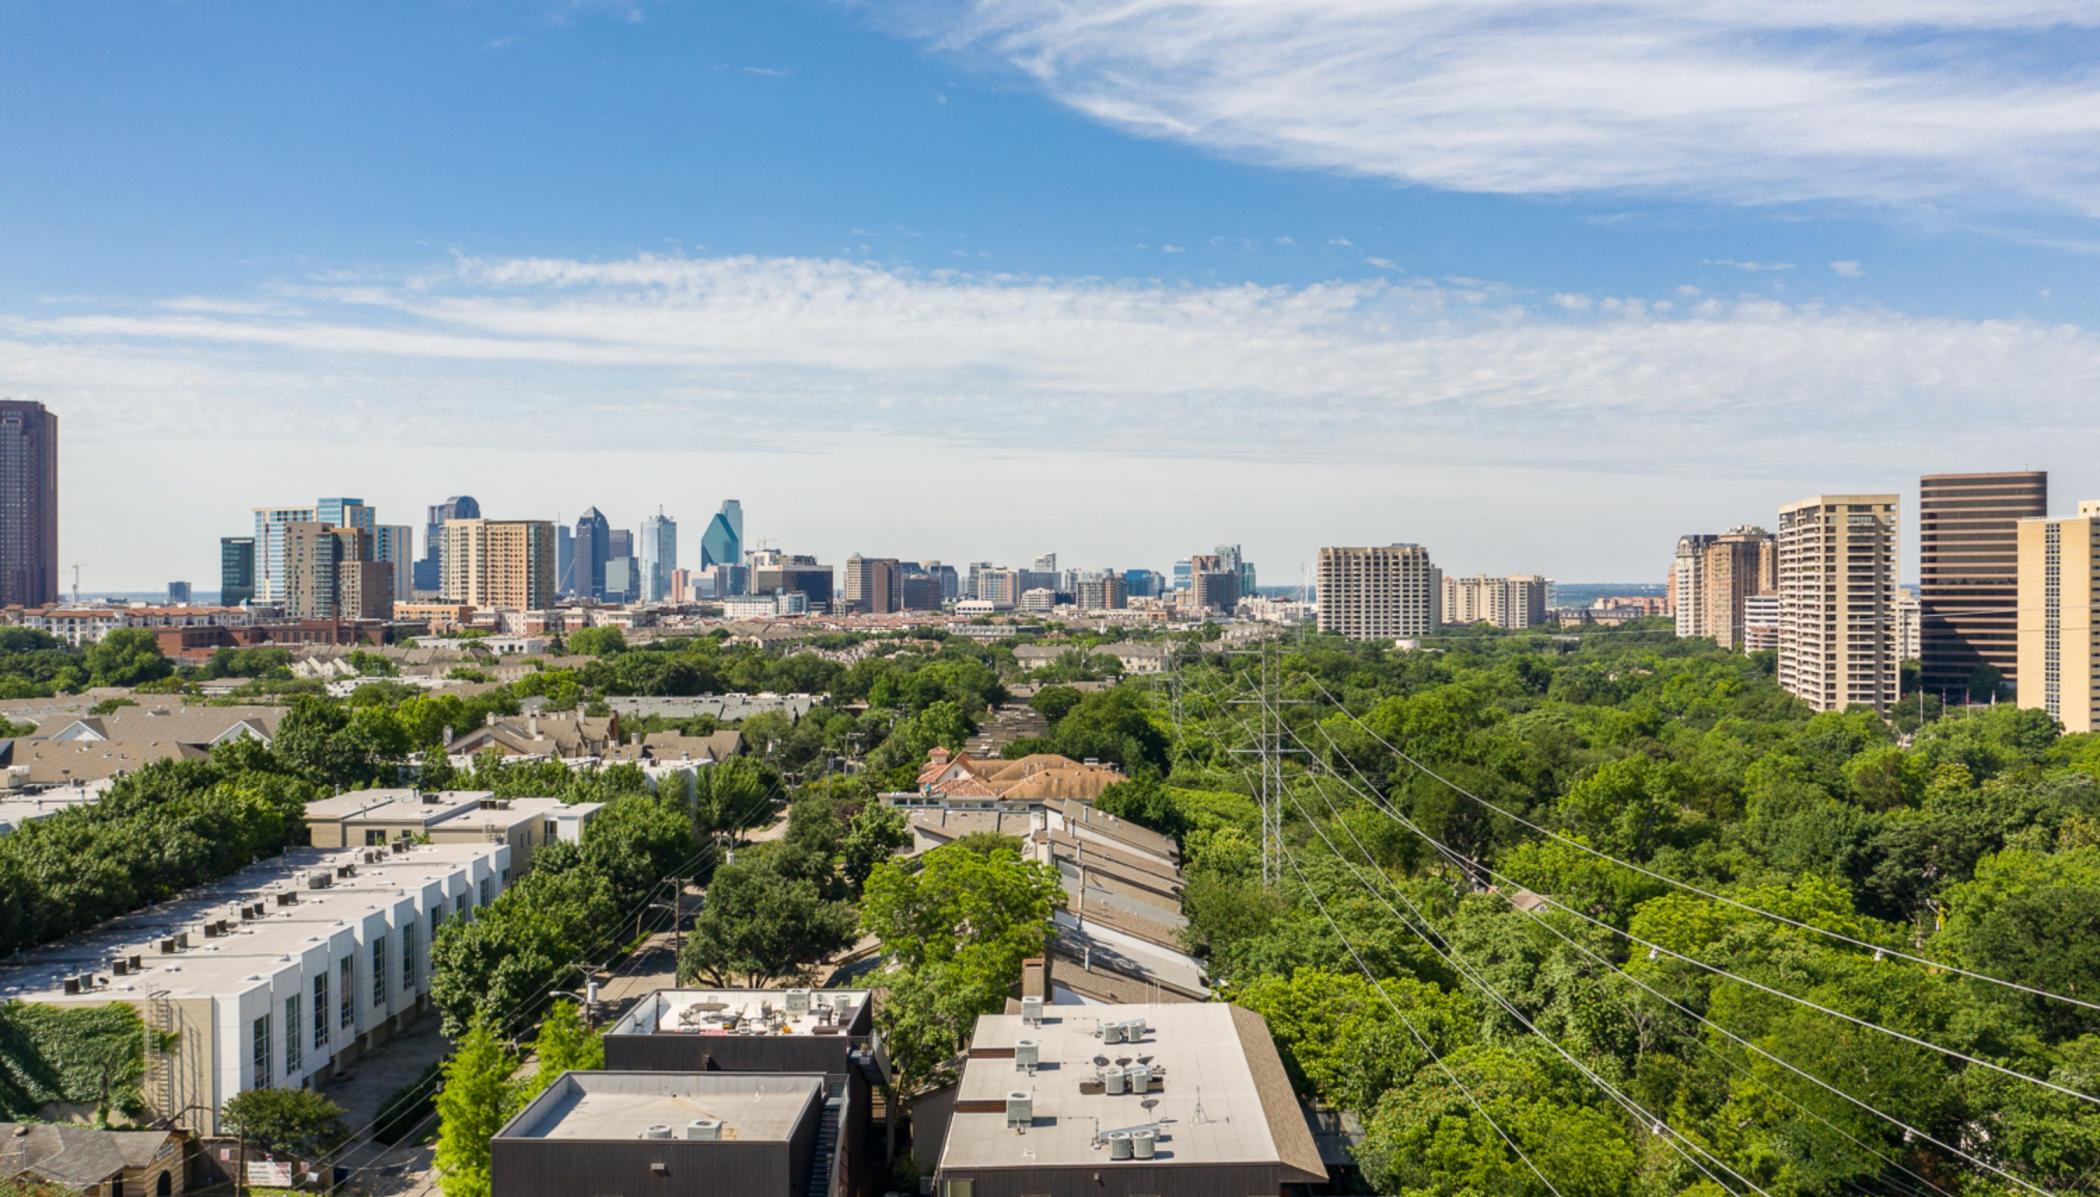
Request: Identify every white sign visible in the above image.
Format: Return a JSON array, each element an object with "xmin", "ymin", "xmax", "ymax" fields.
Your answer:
[{"xmin": 246, "ymin": 1160, "xmax": 294, "ymax": 1187}]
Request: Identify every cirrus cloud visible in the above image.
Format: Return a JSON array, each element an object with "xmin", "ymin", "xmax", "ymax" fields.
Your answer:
[{"xmin": 878, "ymin": 0, "xmax": 2100, "ymax": 216}]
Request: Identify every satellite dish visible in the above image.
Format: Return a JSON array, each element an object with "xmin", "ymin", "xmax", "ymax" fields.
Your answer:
[
  {"xmin": 1140, "ymin": 1098, "xmax": 1160, "ymax": 1113},
  {"xmin": 1115, "ymin": 1056, "xmax": 1132, "ymax": 1066},
  {"xmin": 1093, "ymin": 1055, "xmax": 1109, "ymax": 1067}
]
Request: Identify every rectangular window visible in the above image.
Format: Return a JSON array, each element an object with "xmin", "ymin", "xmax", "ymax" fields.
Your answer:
[
  {"xmin": 252, "ymin": 1014, "xmax": 272, "ymax": 1086},
  {"xmin": 313, "ymin": 972, "xmax": 329, "ymax": 1051},
  {"xmin": 402, "ymin": 921, "xmax": 419, "ymax": 992},
  {"xmin": 284, "ymin": 994, "xmax": 302, "ymax": 1074},
  {"xmin": 479, "ymin": 878, "xmax": 494, "ymax": 906},
  {"xmin": 372, "ymin": 935, "xmax": 389, "ymax": 1008},
  {"xmin": 340, "ymin": 957, "xmax": 355, "ymax": 1028}
]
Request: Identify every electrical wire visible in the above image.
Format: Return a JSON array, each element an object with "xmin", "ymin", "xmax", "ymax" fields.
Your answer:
[
  {"xmin": 1285, "ymin": 716, "xmax": 2038, "ymax": 1197},
  {"xmin": 1297, "ymin": 671, "xmax": 2100, "ymax": 1018}
]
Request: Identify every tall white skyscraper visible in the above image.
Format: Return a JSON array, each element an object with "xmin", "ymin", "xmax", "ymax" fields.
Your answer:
[
  {"xmin": 1316, "ymin": 544, "xmax": 1441, "ymax": 640},
  {"xmin": 1777, "ymin": 494, "xmax": 1900, "ymax": 713},
  {"xmin": 639, "ymin": 510, "xmax": 678, "ymax": 603}
]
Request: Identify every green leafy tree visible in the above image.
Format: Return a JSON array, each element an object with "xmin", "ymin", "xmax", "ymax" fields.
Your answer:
[
  {"xmin": 861, "ymin": 837, "xmax": 1063, "ymax": 1159},
  {"xmin": 83, "ymin": 628, "xmax": 172, "ymax": 688},
  {"xmin": 676, "ymin": 849, "xmax": 857, "ymax": 987},
  {"xmin": 435, "ymin": 1015, "xmax": 515, "ymax": 1197},
  {"xmin": 567, "ymin": 626, "xmax": 627, "ymax": 657},
  {"xmin": 508, "ymin": 1000, "xmax": 604, "ymax": 1112},
  {"xmin": 840, "ymin": 801, "xmax": 909, "ymax": 895},
  {"xmin": 222, "ymin": 1087, "xmax": 349, "ymax": 1159}
]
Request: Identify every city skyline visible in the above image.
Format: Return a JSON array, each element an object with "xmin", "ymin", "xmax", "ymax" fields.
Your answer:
[{"xmin": 4, "ymin": 3, "xmax": 2099, "ymax": 587}]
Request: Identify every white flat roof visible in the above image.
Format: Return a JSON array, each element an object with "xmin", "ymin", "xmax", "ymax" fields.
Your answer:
[
  {"xmin": 500, "ymin": 1072, "xmax": 822, "ymax": 1143},
  {"xmin": 942, "ymin": 1003, "xmax": 1284, "ymax": 1172},
  {"xmin": 610, "ymin": 988, "xmax": 873, "ymax": 1036},
  {"xmin": 0, "ymin": 842, "xmax": 505, "ymax": 1002}
]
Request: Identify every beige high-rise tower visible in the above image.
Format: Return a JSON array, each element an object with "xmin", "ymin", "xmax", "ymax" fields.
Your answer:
[
  {"xmin": 1777, "ymin": 495, "xmax": 1900, "ymax": 713},
  {"xmin": 1673, "ymin": 526, "xmax": 1775, "ymax": 651},
  {"xmin": 2017, "ymin": 502, "xmax": 2100, "ymax": 733},
  {"xmin": 1317, "ymin": 545, "xmax": 1441, "ymax": 640},
  {"xmin": 440, "ymin": 518, "xmax": 557, "ymax": 610}
]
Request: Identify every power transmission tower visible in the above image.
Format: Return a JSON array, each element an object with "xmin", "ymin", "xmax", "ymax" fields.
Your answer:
[{"xmin": 1230, "ymin": 638, "xmax": 1297, "ymax": 886}]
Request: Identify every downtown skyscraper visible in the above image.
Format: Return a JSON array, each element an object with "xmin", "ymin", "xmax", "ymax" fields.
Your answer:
[{"xmin": 1919, "ymin": 471, "xmax": 2046, "ymax": 698}]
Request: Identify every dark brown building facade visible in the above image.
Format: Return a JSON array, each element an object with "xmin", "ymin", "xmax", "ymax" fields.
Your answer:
[
  {"xmin": 0, "ymin": 401, "xmax": 58, "ymax": 608},
  {"xmin": 1920, "ymin": 470, "xmax": 2047, "ymax": 697}
]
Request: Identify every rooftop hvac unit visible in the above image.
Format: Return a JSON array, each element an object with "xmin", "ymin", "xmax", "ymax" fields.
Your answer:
[
  {"xmin": 128, "ymin": 954, "xmax": 142, "ymax": 971},
  {"xmin": 159, "ymin": 938, "xmax": 178, "ymax": 955},
  {"xmin": 1103, "ymin": 1068, "xmax": 1127, "ymax": 1096},
  {"xmin": 1131, "ymin": 1129, "xmax": 1157, "ymax": 1159},
  {"xmin": 833, "ymin": 997, "xmax": 855, "ymax": 1023},
  {"xmin": 337, "ymin": 864, "xmax": 356, "ymax": 878},
  {"xmin": 784, "ymin": 988, "xmax": 812, "ymax": 1015},
  {"xmin": 63, "ymin": 975, "xmax": 82, "ymax": 995},
  {"xmin": 1125, "ymin": 1064, "xmax": 1152, "ymax": 1095},
  {"xmin": 641, "ymin": 1125, "xmax": 673, "ymax": 1140},
  {"xmin": 175, "ymin": 932, "xmax": 190, "ymax": 949},
  {"xmin": 112, "ymin": 958, "xmax": 130, "ymax": 977},
  {"xmin": 389, "ymin": 839, "xmax": 408, "ymax": 854},
  {"xmin": 204, "ymin": 923, "xmax": 224, "ymax": 939},
  {"xmin": 239, "ymin": 907, "xmax": 256, "ymax": 922},
  {"xmin": 1014, "ymin": 1038, "xmax": 1039, "ymax": 1073},
  {"xmin": 310, "ymin": 872, "xmax": 333, "ymax": 889},
  {"xmin": 277, "ymin": 892, "xmax": 298, "ymax": 906},
  {"xmin": 1108, "ymin": 1131, "xmax": 1133, "ymax": 1160},
  {"xmin": 1102, "ymin": 1022, "xmax": 1126, "ymax": 1045},
  {"xmin": 1020, "ymin": 995, "xmax": 1044, "ymax": 1026},
  {"xmin": 684, "ymin": 1120, "xmax": 722, "ymax": 1141},
  {"xmin": 1004, "ymin": 1092, "xmax": 1032, "ymax": 1129}
]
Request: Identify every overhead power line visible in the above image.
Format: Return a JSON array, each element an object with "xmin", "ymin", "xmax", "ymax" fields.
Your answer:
[{"xmin": 1296, "ymin": 671, "xmax": 2100, "ymax": 1018}]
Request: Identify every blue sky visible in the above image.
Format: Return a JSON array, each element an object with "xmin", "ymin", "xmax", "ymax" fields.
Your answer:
[{"xmin": 5, "ymin": 1, "xmax": 2100, "ymax": 587}]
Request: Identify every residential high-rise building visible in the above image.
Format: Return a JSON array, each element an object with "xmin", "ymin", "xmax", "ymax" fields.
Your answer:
[
  {"xmin": 700, "ymin": 500, "xmax": 744, "ymax": 593},
  {"xmin": 1897, "ymin": 591, "xmax": 1922, "ymax": 662},
  {"xmin": 639, "ymin": 511, "xmax": 678, "ymax": 603},
  {"xmin": 375, "ymin": 525, "xmax": 415, "ymax": 603},
  {"xmin": 571, "ymin": 508, "xmax": 610, "ymax": 600},
  {"xmin": 1777, "ymin": 494, "xmax": 1900, "ymax": 713},
  {"xmin": 167, "ymin": 581, "xmax": 192, "ymax": 605},
  {"xmin": 1316, "ymin": 545, "xmax": 1441, "ymax": 640},
  {"xmin": 250, "ymin": 505, "xmax": 315, "ymax": 605},
  {"xmin": 220, "ymin": 537, "xmax": 257, "ymax": 607},
  {"xmin": 1076, "ymin": 571, "xmax": 1129, "ymax": 611},
  {"xmin": 440, "ymin": 519, "xmax": 558, "ymax": 610},
  {"xmin": 2018, "ymin": 502, "xmax": 2100, "ymax": 733},
  {"xmin": 1743, "ymin": 593, "xmax": 1781, "ymax": 652},
  {"xmin": 1920, "ymin": 471, "xmax": 2046, "ymax": 698},
  {"xmin": 964, "ymin": 562, "xmax": 995, "ymax": 601},
  {"xmin": 0, "ymin": 401, "xmax": 57, "ymax": 608},
  {"xmin": 843, "ymin": 555, "xmax": 902, "ymax": 614},
  {"xmin": 1033, "ymin": 552, "xmax": 1059, "ymax": 575},
  {"xmin": 417, "ymin": 495, "xmax": 480, "ymax": 591},
  {"xmin": 977, "ymin": 567, "xmax": 1020, "ymax": 610},
  {"xmin": 1673, "ymin": 526, "xmax": 1776, "ymax": 650},
  {"xmin": 1443, "ymin": 575, "xmax": 1550, "ymax": 629},
  {"xmin": 283, "ymin": 522, "xmax": 391, "ymax": 621}
]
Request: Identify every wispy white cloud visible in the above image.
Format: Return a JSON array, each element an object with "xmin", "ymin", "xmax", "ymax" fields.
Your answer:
[
  {"xmin": 6, "ymin": 252, "xmax": 2098, "ymax": 482},
  {"xmin": 742, "ymin": 66, "xmax": 790, "ymax": 78},
  {"xmin": 889, "ymin": 1, "xmax": 2100, "ymax": 216},
  {"xmin": 1705, "ymin": 259, "xmax": 1795, "ymax": 272},
  {"xmin": 1830, "ymin": 259, "xmax": 1866, "ymax": 278},
  {"xmin": 1363, "ymin": 256, "xmax": 1401, "ymax": 271}
]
